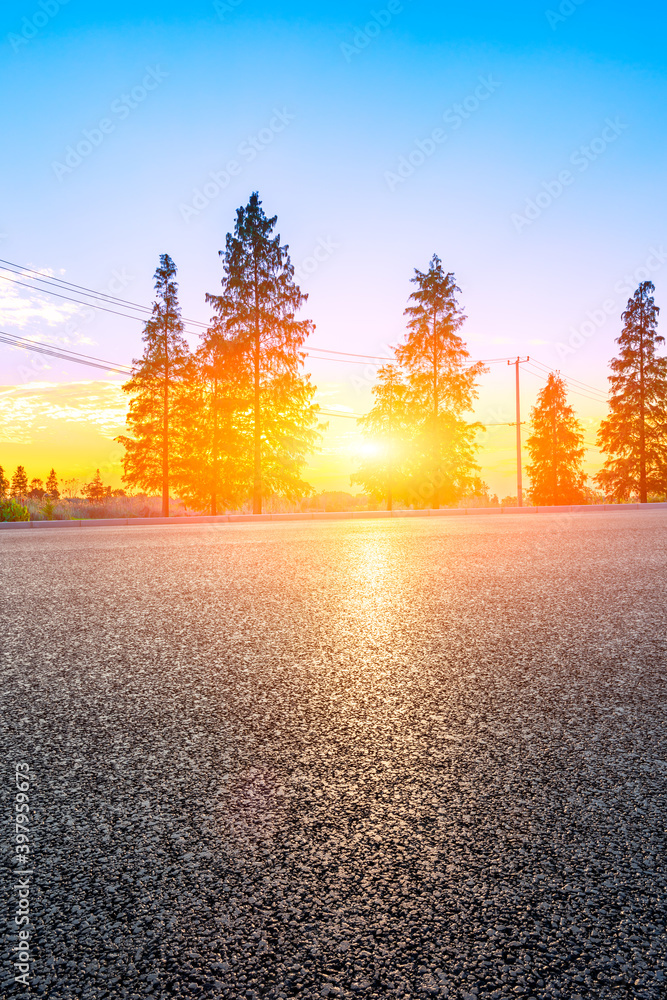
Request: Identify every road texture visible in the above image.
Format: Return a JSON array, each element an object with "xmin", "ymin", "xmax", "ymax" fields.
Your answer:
[{"xmin": 1, "ymin": 511, "xmax": 666, "ymax": 1000}]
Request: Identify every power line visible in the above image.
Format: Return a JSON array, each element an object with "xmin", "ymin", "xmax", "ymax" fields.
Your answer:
[
  {"xmin": 0, "ymin": 330, "xmax": 539, "ymax": 426},
  {"xmin": 0, "ymin": 263, "xmax": 406, "ymax": 359},
  {"xmin": 528, "ymin": 357, "xmax": 608, "ymax": 399},
  {"xmin": 0, "ymin": 259, "xmax": 612, "ymax": 431},
  {"xmin": 0, "ymin": 259, "xmax": 526, "ymax": 369},
  {"xmin": 318, "ymin": 409, "xmax": 360, "ymax": 419},
  {"xmin": 303, "ymin": 347, "xmax": 395, "ymax": 361},
  {"xmin": 0, "ymin": 271, "xmax": 395, "ymax": 361},
  {"xmin": 0, "ymin": 258, "xmax": 614, "ymax": 400},
  {"xmin": 0, "ymin": 330, "xmax": 612, "ymax": 461},
  {"xmin": 0, "ymin": 260, "xmax": 160, "ymax": 316},
  {"xmin": 0, "ymin": 331, "xmax": 133, "ymax": 371},
  {"xmin": 0, "ymin": 264, "xmax": 398, "ymax": 361},
  {"xmin": 523, "ymin": 363, "xmax": 602, "ymax": 402},
  {"xmin": 522, "ymin": 363, "xmax": 607, "ymax": 405},
  {"xmin": 0, "ymin": 274, "xmax": 175, "ymax": 329},
  {"xmin": 0, "ymin": 331, "xmax": 133, "ymax": 375},
  {"xmin": 0, "ymin": 270, "xmax": 406, "ymax": 362},
  {"xmin": 307, "ymin": 354, "xmax": 386, "ymax": 366},
  {"xmin": 0, "ymin": 327, "xmax": 610, "ymax": 410}
]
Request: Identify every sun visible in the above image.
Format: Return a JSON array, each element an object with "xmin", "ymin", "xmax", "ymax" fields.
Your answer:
[{"xmin": 352, "ymin": 440, "xmax": 385, "ymax": 459}]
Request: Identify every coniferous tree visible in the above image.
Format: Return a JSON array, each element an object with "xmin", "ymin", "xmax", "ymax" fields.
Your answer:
[
  {"xmin": 206, "ymin": 193, "xmax": 320, "ymax": 513},
  {"xmin": 176, "ymin": 336, "xmax": 250, "ymax": 515},
  {"xmin": 526, "ymin": 373, "xmax": 586, "ymax": 505},
  {"xmin": 45, "ymin": 468, "xmax": 60, "ymax": 500},
  {"xmin": 117, "ymin": 255, "xmax": 193, "ymax": 515},
  {"xmin": 260, "ymin": 366, "xmax": 323, "ymax": 504},
  {"xmin": 10, "ymin": 465, "xmax": 28, "ymax": 500},
  {"xmin": 84, "ymin": 470, "xmax": 108, "ymax": 502},
  {"xmin": 0, "ymin": 465, "xmax": 9, "ymax": 500},
  {"xmin": 596, "ymin": 282, "xmax": 667, "ymax": 502},
  {"xmin": 351, "ymin": 365, "xmax": 412, "ymax": 509},
  {"xmin": 395, "ymin": 256, "xmax": 486, "ymax": 507}
]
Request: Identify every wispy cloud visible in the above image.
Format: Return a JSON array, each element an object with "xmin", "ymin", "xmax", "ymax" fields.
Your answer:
[
  {"xmin": 0, "ymin": 380, "xmax": 127, "ymax": 445},
  {"xmin": 0, "ymin": 269, "xmax": 85, "ymax": 331}
]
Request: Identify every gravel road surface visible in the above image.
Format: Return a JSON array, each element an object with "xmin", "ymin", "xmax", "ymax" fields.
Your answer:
[{"xmin": 1, "ymin": 511, "xmax": 666, "ymax": 1000}]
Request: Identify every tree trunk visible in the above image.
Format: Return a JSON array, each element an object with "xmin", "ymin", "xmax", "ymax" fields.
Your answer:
[
  {"xmin": 432, "ymin": 307, "xmax": 440, "ymax": 509},
  {"xmin": 639, "ymin": 299, "xmax": 647, "ymax": 504},
  {"xmin": 253, "ymin": 262, "xmax": 262, "ymax": 514},
  {"xmin": 162, "ymin": 324, "xmax": 170, "ymax": 518},
  {"xmin": 253, "ymin": 342, "xmax": 261, "ymax": 513},
  {"xmin": 211, "ymin": 374, "xmax": 218, "ymax": 517},
  {"xmin": 552, "ymin": 400, "xmax": 558, "ymax": 506},
  {"xmin": 388, "ymin": 381, "xmax": 394, "ymax": 511}
]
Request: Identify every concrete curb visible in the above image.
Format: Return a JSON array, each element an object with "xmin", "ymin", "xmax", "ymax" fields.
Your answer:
[{"xmin": 2, "ymin": 502, "xmax": 667, "ymax": 531}]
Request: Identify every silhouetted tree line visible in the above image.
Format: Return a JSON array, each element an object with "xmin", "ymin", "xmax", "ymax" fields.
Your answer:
[
  {"xmin": 353, "ymin": 279, "xmax": 667, "ymax": 508},
  {"xmin": 0, "ymin": 467, "xmax": 126, "ymax": 507},
  {"xmin": 113, "ymin": 188, "xmax": 666, "ymax": 513},
  {"xmin": 0, "ymin": 466, "xmax": 60, "ymax": 502},
  {"xmin": 117, "ymin": 193, "xmax": 320, "ymax": 516}
]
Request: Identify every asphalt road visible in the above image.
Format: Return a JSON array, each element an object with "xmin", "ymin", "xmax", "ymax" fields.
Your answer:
[{"xmin": 1, "ymin": 511, "xmax": 666, "ymax": 1000}]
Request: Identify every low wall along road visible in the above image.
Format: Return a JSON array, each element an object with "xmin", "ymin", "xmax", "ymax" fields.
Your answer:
[{"xmin": 2, "ymin": 501, "xmax": 666, "ymax": 530}]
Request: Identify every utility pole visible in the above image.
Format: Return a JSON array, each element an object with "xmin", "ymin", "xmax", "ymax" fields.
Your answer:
[{"xmin": 508, "ymin": 357, "xmax": 530, "ymax": 506}]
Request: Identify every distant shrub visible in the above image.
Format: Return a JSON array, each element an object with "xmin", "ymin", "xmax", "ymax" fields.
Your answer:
[
  {"xmin": 41, "ymin": 498, "xmax": 56, "ymax": 521},
  {"xmin": 0, "ymin": 499, "xmax": 30, "ymax": 522},
  {"xmin": 301, "ymin": 491, "xmax": 369, "ymax": 513},
  {"xmin": 44, "ymin": 495, "xmax": 193, "ymax": 520},
  {"xmin": 13, "ymin": 493, "xmax": 202, "ymax": 521}
]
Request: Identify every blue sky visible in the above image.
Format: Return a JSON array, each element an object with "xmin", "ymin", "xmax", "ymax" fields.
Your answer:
[{"xmin": 1, "ymin": 0, "xmax": 666, "ymax": 491}]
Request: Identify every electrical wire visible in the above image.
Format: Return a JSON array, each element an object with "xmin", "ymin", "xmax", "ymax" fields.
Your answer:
[
  {"xmin": 318, "ymin": 410, "xmax": 360, "ymax": 419},
  {"xmin": 527, "ymin": 357, "xmax": 608, "ymax": 399},
  {"xmin": 0, "ymin": 259, "xmax": 612, "ymax": 415},
  {"xmin": 0, "ymin": 272, "xmax": 392, "ymax": 363},
  {"xmin": 0, "ymin": 331, "xmax": 133, "ymax": 370},
  {"xmin": 0, "ymin": 259, "xmax": 526, "ymax": 368},
  {"xmin": 524, "ymin": 362, "xmax": 608, "ymax": 403},
  {"xmin": 0, "ymin": 331, "xmax": 133, "ymax": 374},
  {"xmin": 530, "ymin": 360, "xmax": 608, "ymax": 398},
  {"xmin": 0, "ymin": 259, "xmax": 162, "ymax": 316},
  {"xmin": 0, "ymin": 262, "xmax": 403, "ymax": 361},
  {"xmin": 0, "ymin": 327, "xmax": 610, "ymax": 412},
  {"xmin": 0, "ymin": 275, "xmax": 174, "ymax": 328},
  {"xmin": 0, "ymin": 264, "xmax": 405, "ymax": 359},
  {"xmin": 522, "ymin": 363, "xmax": 607, "ymax": 405}
]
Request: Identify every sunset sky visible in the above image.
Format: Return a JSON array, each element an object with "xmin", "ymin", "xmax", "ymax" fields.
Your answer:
[{"xmin": 1, "ymin": 0, "xmax": 666, "ymax": 496}]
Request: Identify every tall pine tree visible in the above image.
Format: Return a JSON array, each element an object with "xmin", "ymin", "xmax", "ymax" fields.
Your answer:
[
  {"xmin": 10, "ymin": 466, "xmax": 28, "ymax": 500},
  {"xmin": 0, "ymin": 465, "xmax": 9, "ymax": 500},
  {"xmin": 596, "ymin": 281, "xmax": 667, "ymax": 502},
  {"xmin": 84, "ymin": 470, "xmax": 108, "ymax": 503},
  {"xmin": 206, "ymin": 193, "xmax": 320, "ymax": 513},
  {"xmin": 176, "ymin": 335, "xmax": 250, "ymax": 515},
  {"xmin": 117, "ymin": 255, "xmax": 192, "ymax": 515},
  {"xmin": 526, "ymin": 373, "xmax": 586, "ymax": 505},
  {"xmin": 351, "ymin": 365, "xmax": 412, "ymax": 510},
  {"xmin": 395, "ymin": 256, "xmax": 486, "ymax": 507},
  {"xmin": 45, "ymin": 468, "xmax": 60, "ymax": 500}
]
